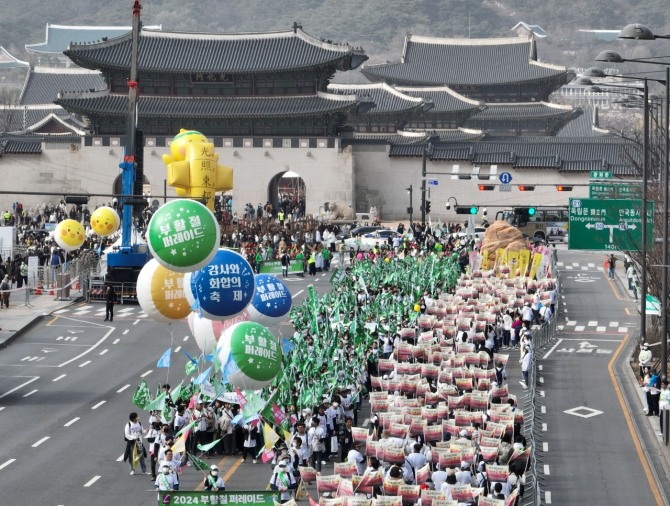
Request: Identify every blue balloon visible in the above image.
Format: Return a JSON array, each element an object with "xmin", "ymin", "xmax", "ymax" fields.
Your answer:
[
  {"xmin": 247, "ymin": 274, "xmax": 293, "ymax": 326},
  {"xmin": 193, "ymin": 249, "xmax": 255, "ymax": 320}
]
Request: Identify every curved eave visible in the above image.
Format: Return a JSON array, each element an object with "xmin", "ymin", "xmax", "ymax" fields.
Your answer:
[{"xmin": 54, "ymin": 92, "xmax": 360, "ymax": 120}]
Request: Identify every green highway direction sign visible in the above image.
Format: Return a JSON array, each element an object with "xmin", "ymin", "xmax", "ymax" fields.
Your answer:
[
  {"xmin": 589, "ymin": 183, "xmax": 642, "ymax": 200},
  {"xmin": 589, "ymin": 170, "xmax": 612, "ymax": 179},
  {"xmin": 568, "ymin": 198, "xmax": 654, "ymax": 251}
]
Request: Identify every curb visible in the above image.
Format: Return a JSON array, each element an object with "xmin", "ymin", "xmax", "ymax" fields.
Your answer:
[{"xmin": 0, "ymin": 314, "xmax": 48, "ymax": 348}]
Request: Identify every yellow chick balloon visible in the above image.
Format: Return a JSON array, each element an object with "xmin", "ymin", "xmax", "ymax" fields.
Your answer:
[
  {"xmin": 55, "ymin": 219, "xmax": 86, "ymax": 251},
  {"xmin": 90, "ymin": 206, "xmax": 120, "ymax": 237},
  {"xmin": 162, "ymin": 129, "xmax": 209, "ymax": 165}
]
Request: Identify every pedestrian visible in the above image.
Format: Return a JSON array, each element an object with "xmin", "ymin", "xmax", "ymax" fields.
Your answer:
[
  {"xmin": 159, "ymin": 449, "xmax": 181, "ymax": 490},
  {"xmin": 280, "ymin": 251, "xmax": 290, "ymax": 279},
  {"xmin": 520, "ymin": 342, "xmax": 532, "ymax": 389},
  {"xmin": 608, "ymin": 254, "xmax": 616, "ymax": 280},
  {"xmin": 647, "ymin": 368, "xmax": 661, "ymax": 417},
  {"xmin": 219, "ymin": 402, "xmax": 234, "ymax": 455},
  {"xmin": 203, "ymin": 465, "xmax": 225, "ymax": 491},
  {"xmin": 639, "ymin": 343, "xmax": 652, "ymax": 378},
  {"xmin": 626, "ymin": 263, "xmax": 635, "ymax": 290},
  {"xmin": 0, "ymin": 274, "xmax": 10, "ymax": 308},
  {"xmin": 658, "ymin": 380, "xmax": 670, "ymax": 437},
  {"xmin": 123, "ymin": 412, "xmax": 148, "ymax": 475},
  {"xmin": 632, "ymin": 269, "xmax": 640, "ymax": 301},
  {"xmin": 241, "ymin": 422, "xmax": 258, "ymax": 464},
  {"xmin": 269, "ymin": 461, "xmax": 297, "ymax": 503},
  {"xmin": 104, "ymin": 284, "xmax": 116, "ymax": 322},
  {"xmin": 155, "ymin": 463, "xmax": 178, "ymax": 491},
  {"xmin": 308, "ymin": 416, "xmax": 326, "ymax": 472}
]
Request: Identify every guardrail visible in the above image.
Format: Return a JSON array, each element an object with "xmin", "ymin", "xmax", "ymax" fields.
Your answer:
[{"xmin": 521, "ymin": 258, "xmax": 559, "ymax": 506}]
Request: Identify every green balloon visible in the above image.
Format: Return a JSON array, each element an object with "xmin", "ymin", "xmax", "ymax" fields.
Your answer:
[
  {"xmin": 227, "ymin": 322, "xmax": 281, "ymax": 384},
  {"xmin": 146, "ymin": 199, "xmax": 220, "ymax": 272}
]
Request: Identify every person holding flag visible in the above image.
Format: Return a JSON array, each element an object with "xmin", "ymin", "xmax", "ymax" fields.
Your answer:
[
  {"xmin": 203, "ymin": 465, "xmax": 225, "ymax": 491},
  {"xmin": 123, "ymin": 412, "xmax": 148, "ymax": 475},
  {"xmin": 269, "ymin": 461, "xmax": 297, "ymax": 503}
]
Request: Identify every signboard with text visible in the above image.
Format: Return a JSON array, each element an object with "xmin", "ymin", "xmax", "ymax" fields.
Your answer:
[
  {"xmin": 568, "ymin": 198, "xmax": 653, "ymax": 251},
  {"xmin": 258, "ymin": 260, "xmax": 303, "ymax": 275},
  {"xmin": 589, "ymin": 183, "xmax": 641, "ymax": 200},
  {"xmin": 589, "ymin": 170, "xmax": 612, "ymax": 179},
  {"xmin": 157, "ymin": 491, "xmax": 278, "ymax": 506}
]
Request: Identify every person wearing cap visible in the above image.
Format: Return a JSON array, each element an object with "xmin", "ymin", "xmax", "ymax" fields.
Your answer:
[
  {"xmin": 639, "ymin": 343, "xmax": 653, "ymax": 378},
  {"xmin": 155, "ymin": 463, "xmax": 178, "ymax": 491},
  {"xmin": 455, "ymin": 461, "xmax": 473, "ymax": 485},
  {"xmin": 269, "ymin": 461, "xmax": 297, "ymax": 503},
  {"xmin": 203, "ymin": 465, "xmax": 225, "ymax": 491}
]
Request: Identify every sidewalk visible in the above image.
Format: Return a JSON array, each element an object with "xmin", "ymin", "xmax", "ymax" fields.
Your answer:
[{"xmin": 0, "ymin": 289, "xmax": 82, "ymax": 347}]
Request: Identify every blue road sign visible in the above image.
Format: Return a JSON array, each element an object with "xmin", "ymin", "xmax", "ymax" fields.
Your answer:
[
  {"xmin": 427, "ymin": 179, "xmax": 439, "ymax": 186},
  {"xmin": 499, "ymin": 172, "xmax": 513, "ymax": 184}
]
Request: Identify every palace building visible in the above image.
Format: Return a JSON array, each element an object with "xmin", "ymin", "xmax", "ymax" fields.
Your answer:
[{"xmin": 0, "ymin": 25, "xmax": 638, "ymax": 220}]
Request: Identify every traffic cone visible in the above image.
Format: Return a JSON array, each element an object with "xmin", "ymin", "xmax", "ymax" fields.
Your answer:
[
  {"xmin": 49, "ymin": 283, "xmax": 54, "ymax": 296},
  {"xmin": 74, "ymin": 278, "xmax": 80, "ymax": 290},
  {"xmin": 35, "ymin": 280, "xmax": 42, "ymax": 295}
]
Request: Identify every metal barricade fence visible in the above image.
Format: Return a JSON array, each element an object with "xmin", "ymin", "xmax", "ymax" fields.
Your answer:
[{"xmin": 520, "ymin": 259, "xmax": 559, "ymax": 506}]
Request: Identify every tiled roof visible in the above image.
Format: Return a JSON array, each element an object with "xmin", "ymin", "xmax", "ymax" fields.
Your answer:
[
  {"xmin": 511, "ymin": 22, "xmax": 548, "ymax": 38},
  {"xmin": 0, "ymin": 105, "xmax": 71, "ymax": 133},
  {"xmin": 0, "ymin": 136, "xmax": 42, "ymax": 154},
  {"xmin": 19, "ymin": 67, "xmax": 106, "ymax": 105},
  {"xmin": 395, "ymin": 86, "xmax": 484, "ymax": 113},
  {"xmin": 361, "ymin": 35, "xmax": 570, "ymax": 86},
  {"xmin": 385, "ymin": 134, "xmax": 638, "ymax": 172},
  {"xmin": 328, "ymin": 83, "xmax": 426, "ymax": 114},
  {"xmin": 556, "ymin": 105, "xmax": 612, "ymax": 137},
  {"xmin": 64, "ymin": 27, "xmax": 367, "ymax": 74},
  {"xmin": 0, "ymin": 46, "xmax": 29, "ymax": 69},
  {"xmin": 55, "ymin": 91, "xmax": 361, "ymax": 119},
  {"xmin": 467, "ymin": 102, "xmax": 578, "ymax": 121},
  {"xmin": 25, "ymin": 24, "xmax": 159, "ymax": 55}
]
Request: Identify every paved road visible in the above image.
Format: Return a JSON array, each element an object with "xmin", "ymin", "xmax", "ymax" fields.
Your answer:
[
  {"xmin": 0, "ymin": 262, "xmax": 336, "ymax": 506},
  {"xmin": 538, "ymin": 249, "xmax": 660, "ymax": 505}
]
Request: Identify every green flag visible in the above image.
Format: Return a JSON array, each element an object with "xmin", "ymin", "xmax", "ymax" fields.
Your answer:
[
  {"xmin": 187, "ymin": 452, "xmax": 210, "ymax": 472},
  {"xmin": 197, "ymin": 438, "xmax": 222, "ymax": 453},
  {"xmin": 145, "ymin": 391, "xmax": 167, "ymax": 412},
  {"xmin": 132, "ymin": 380, "xmax": 151, "ymax": 409},
  {"xmin": 242, "ymin": 391, "xmax": 266, "ymax": 419},
  {"xmin": 170, "ymin": 380, "xmax": 184, "ymax": 405},
  {"xmin": 176, "ymin": 419, "xmax": 197, "ymax": 438},
  {"xmin": 185, "ymin": 358, "xmax": 199, "ymax": 376}
]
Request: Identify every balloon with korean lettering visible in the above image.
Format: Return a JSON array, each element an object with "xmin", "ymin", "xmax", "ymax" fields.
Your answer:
[
  {"xmin": 183, "ymin": 271, "xmax": 199, "ymax": 309},
  {"xmin": 146, "ymin": 199, "xmax": 220, "ymax": 273},
  {"xmin": 246, "ymin": 274, "xmax": 292, "ymax": 326},
  {"xmin": 193, "ymin": 248, "xmax": 255, "ymax": 320},
  {"xmin": 54, "ymin": 219, "xmax": 86, "ymax": 251},
  {"xmin": 188, "ymin": 310, "xmax": 251, "ymax": 354},
  {"xmin": 216, "ymin": 321, "xmax": 282, "ymax": 390},
  {"xmin": 136, "ymin": 259, "xmax": 191, "ymax": 322},
  {"xmin": 89, "ymin": 206, "xmax": 120, "ymax": 237}
]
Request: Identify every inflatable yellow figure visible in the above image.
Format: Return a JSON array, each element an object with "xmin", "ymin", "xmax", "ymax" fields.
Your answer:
[{"xmin": 162, "ymin": 129, "xmax": 233, "ymax": 210}]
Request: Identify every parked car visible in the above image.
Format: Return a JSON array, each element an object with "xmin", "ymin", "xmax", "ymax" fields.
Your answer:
[
  {"xmin": 335, "ymin": 225, "xmax": 381, "ymax": 241},
  {"xmin": 344, "ymin": 229, "xmax": 398, "ymax": 252},
  {"xmin": 456, "ymin": 226, "xmax": 487, "ymax": 241}
]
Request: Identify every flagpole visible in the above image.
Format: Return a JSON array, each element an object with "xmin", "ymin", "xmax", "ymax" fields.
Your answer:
[{"xmin": 166, "ymin": 328, "xmax": 174, "ymax": 387}]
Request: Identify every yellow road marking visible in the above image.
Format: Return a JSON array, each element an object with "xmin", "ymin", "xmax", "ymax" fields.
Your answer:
[
  {"xmin": 46, "ymin": 316, "xmax": 59, "ymax": 326},
  {"xmin": 625, "ymin": 308, "xmax": 635, "ymax": 316},
  {"xmin": 608, "ymin": 334, "xmax": 664, "ymax": 505},
  {"xmin": 606, "ymin": 276, "xmax": 623, "ymax": 301},
  {"xmin": 194, "ymin": 453, "xmax": 243, "ymax": 491}
]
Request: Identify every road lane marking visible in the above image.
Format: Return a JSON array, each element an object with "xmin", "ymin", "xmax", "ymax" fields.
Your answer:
[
  {"xmin": 542, "ymin": 339, "xmax": 562, "ymax": 359},
  {"xmin": 175, "ymin": 346, "xmax": 182, "ymax": 353},
  {"xmin": 0, "ymin": 407, "xmax": 5, "ymax": 412},
  {"xmin": 112, "ymin": 339, "xmax": 120, "ymax": 344},
  {"xmin": 609, "ymin": 334, "xmax": 664, "ymax": 505},
  {"xmin": 91, "ymin": 400, "xmax": 106, "ymax": 410},
  {"xmin": 140, "ymin": 370, "xmax": 153, "ymax": 378},
  {"xmin": 99, "ymin": 349, "xmax": 108, "ymax": 356},
  {"xmin": 543, "ymin": 442, "xmax": 548, "ymax": 452},
  {"xmin": 53, "ymin": 374, "xmax": 67, "ymax": 382},
  {"xmin": 117, "ymin": 384, "xmax": 131, "ymax": 393},
  {"xmin": 183, "ymin": 335, "xmax": 189, "ymax": 342},
  {"xmin": 566, "ymin": 320, "xmax": 576, "ymax": 326},
  {"xmin": 123, "ymin": 330, "xmax": 129, "ymax": 335},
  {"xmin": 587, "ymin": 321, "xmax": 597, "ymax": 326},
  {"xmin": 0, "ymin": 459, "xmax": 16, "ymax": 470},
  {"xmin": 64, "ymin": 417, "xmax": 80, "ymax": 427},
  {"xmin": 596, "ymin": 326, "xmax": 606, "ymax": 332},
  {"xmin": 546, "ymin": 491, "xmax": 552, "ymax": 504},
  {"xmin": 542, "ymin": 423, "xmax": 547, "ymax": 432},
  {"xmin": 116, "ymin": 454, "xmax": 124, "ymax": 462},
  {"xmin": 79, "ymin": 360, "xmax": 92, "ymax": 368},
  {"xmin": 292, "ymin": 289, "xmax": 304, "ymax": 299},
  {"xmin": 0, "ymin": 376, "xmax": 39, "ymax": 399},
  {"xmin": 538, "ymin": 365, "xmax": 543, "ymax": 371},
  {"xmin": 619, "ymin": 327, "xmax": 628, "ymax": 333},
  {"xmin": 575, "ymin": 325, "xmax": 585, "ymax": 331},
  {"xmin": 133, "ymin": 319, "xmax": 140, "ymax": 325},
  {"xmin": 541, "ymin": 406, "xmax": 546, "ymax": 414},
  {"xmin": 544, "ymin": 464, "xmax": 550, "ymax": 475},
  {"xmin": 58, "ymin": 320, "xmax": 114, "ymax": 368},
  {"xmin": 561, "ymin": 338, "xmax": 620, "ymax": 342},
  {"xmin": 23, "ymin": 389, "xmax": 38, "ymax": 398},
  {"xmin": 609, "ymin": 321, "xmax": 619, "ymax": 327},
  {"xmin": 83, "ymin": 476, "xmax": 101, "ymax": 487},
  {"xmin": 32, "ymin": 436, "xmax": 50, "ymax": 448}
]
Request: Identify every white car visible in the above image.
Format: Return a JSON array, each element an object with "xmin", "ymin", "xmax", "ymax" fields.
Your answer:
[
  {"xmin": 344, "ymin": 229, "xmax": 398, "ymax": 252},
  {"xmin": 456, "ymin": 226, "xmax": 487, "ymax": 241}
]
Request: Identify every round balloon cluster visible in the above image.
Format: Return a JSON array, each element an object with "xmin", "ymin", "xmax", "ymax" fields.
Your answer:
[
  {"xmin": 55, "ymin": 219, "xmax": 86, "ymax": 251},
  {"xmin": 89, "ymin": 206, "xmax": 120, "ymax": 237}
]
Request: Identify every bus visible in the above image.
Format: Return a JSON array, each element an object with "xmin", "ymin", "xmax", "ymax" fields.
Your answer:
[{"xmin": 495, "ymin": 207, "xmax": 569, "ymax": 242}]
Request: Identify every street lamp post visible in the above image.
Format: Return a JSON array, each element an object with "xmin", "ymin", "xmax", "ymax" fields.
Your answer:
[
  {"xmin": 642, "ymin": 79, "xmax": 649, "ymax": 344},
  {"xmin": 406, "ymin": 185, "xmax": 413, "ymax": 225},
  {"xmin": 420, "ymin": 135, "xmax": 439, "ymax": 228},
  {"xmin": 662, "ymin": 67, "xmax": 669, "ymax": 381}
]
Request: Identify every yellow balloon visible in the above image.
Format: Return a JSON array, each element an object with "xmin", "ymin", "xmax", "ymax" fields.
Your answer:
[
  {"xmin": 414, "ymin": 304, "xmax": 421, "ymax": 312},
  {"xmin": 384, "ymin": 257, "xmax": 390, "ymax": 263},
  {"xmin": 137, "ymin": 259, "xmax": 191, "ymax": 322},
  {"xmin": 90, "ymin": 206, "xmax": 120, "ymax": 237},
  {"xmin": 163, "ymin": 129, "xmax": 208, "ymax": 164},
  {"xmin": 55, "ymin": 219, "xmax": 86, "ymax": 251}
]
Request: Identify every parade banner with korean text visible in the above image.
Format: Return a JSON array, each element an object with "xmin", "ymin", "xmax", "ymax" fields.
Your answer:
[
  {"xmin": 259, "ymin": 260, "xmax": 303, "ymax": 274},
  {"xmin": 157, "ymin": 490, "xmax": 277, "ymax": 505}
]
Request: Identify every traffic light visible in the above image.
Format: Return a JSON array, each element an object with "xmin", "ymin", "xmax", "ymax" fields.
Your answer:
[
  {"xmin": 556, "ymin": 185, "xmax": 573, "ymax": 191},
  {"xmin": 518, "ymin": 185, "xmax": 535, "ymax": 191},
  {"xmin": 425, "ymin": 200, "xmax": 431, "ymax": 214},
  {"xmin": 64, "ymin": 195, "xmax": 89, "ymax": 205},
  {"xmin": 478, "ymin": 184, "xmax": 495, "ymax": 191},
  {"xmin": 455, "ymin": 206, "xmax": 479, "ymax": 215}
]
